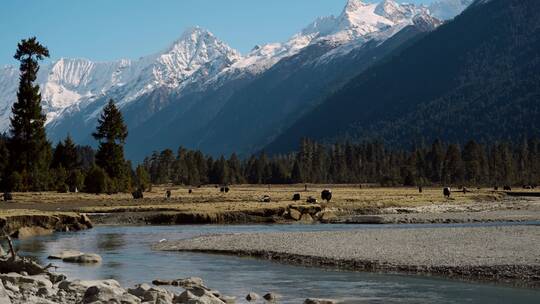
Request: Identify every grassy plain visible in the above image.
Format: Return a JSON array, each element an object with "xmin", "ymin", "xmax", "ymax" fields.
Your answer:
[{"xmin": 0, "ymin": 185, "xmax": 506, "ymax": 216}]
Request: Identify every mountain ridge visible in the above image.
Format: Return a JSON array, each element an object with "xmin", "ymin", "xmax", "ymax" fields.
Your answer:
[
  {"xmin": 0, "ymin": 0, "xmax": 472, "ymax": 159},
  {"xmin": 265, "ymin": 0, "xmax": 540, "ymax": 154}
]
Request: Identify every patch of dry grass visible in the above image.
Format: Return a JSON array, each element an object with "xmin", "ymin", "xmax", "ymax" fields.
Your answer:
[{"xmin": 0, "ymin": 185, "xmax": 505, "ymax": 216}]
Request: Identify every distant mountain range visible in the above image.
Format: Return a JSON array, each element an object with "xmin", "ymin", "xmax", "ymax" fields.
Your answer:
[
  {"xmin": 0, "ymin": 0, "xmax": 475, "ymax": 160},
  {"xmin": 267, "ymin": 0, "xmax": 540, "ymax": 153}
]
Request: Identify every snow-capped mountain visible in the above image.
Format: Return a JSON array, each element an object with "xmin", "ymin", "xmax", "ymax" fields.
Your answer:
[
  {"xmin": 0, "ymin": 0, "xmax": 472, "ymax": 155},
  {"xmin": 219, "ymin": 0, "xmax": 430, "ymax": 77},
  {"xmin": 0, "ymin": 27, "xmax": 241, "ymax": 131}
]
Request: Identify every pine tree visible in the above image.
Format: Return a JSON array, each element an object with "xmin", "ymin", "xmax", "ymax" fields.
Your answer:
[
  {"xmin": 291, "ymin": 160, "xmax": 303, "ymax": 183},
  {"xmin": 8, "ymin": 37, "xmax": 52, "ymax": 190},
  {"xmin": 52, "ymin": 135, "xmax": 79, "ymax": 171},
  {"xmin": 0, "ymin": 135, "xmax": 9, "ymax": 190},
  {"xmin": 135, "ymin": 165, "xmax": 151, "ymax": 191},
  {"xmin": 443, "ymin": 144, "xmax": 464, "ymax": 185},
  {"xmin": 428, "ymin": 140, "xmax": 445, "ymax": 183},
  {"xmin": 92, "ymin": 99, "xmax": 129, "ymax": 191},
  {"xmin": 463, "ymin": 140, "xmax": 482, "ymax": 185}
]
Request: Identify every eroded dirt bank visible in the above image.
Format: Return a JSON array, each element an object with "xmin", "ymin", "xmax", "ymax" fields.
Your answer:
[
  {"xmin": 87, "ymin": 208, "xmax": 287, "ymax": 225},
  {"xmin": 0, "ymin": 213, "xmax": 92, "ymax": 238}
]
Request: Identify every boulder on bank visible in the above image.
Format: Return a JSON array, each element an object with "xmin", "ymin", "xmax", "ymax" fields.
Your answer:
[
  {"xmin": 83, "ymin": 283, "xmax": 140, "ymax": 304},
  {"xmin": 288, "ymin": 209, "xmax": 302, "ymax": 221},
  {"xmin": 59, "ymin": 279, "xmax": 121, "ymax": 294},
  {"xmin": 0, "ymin": 273, "xmax": 53, "ymax": 290},
  {"xmin": 317, "ymin": 211, "xmax": 337, "ymax": 222},
  {"xmin": 175, "ymin": 287, "xmax": 225, "ymax": 304},
  {"xmin": 128, "ymin": 283, "xmax": 173, "ymax": 303},
  {"xmin": 299, "ymin": 213, "xmax": 314, "ymax": 223},
  {"xmin": 0, "ymin": 281, "xmax": 11, "ymax": 304},
  {"xmin": 63, "ymin": 253, "xmax": 102, "ymax": 264}
]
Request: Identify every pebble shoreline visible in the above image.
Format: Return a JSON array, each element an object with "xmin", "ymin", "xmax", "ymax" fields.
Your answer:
[{"xmin": 155, "ymin": 225, "xmax": 540, "ymax": 287}]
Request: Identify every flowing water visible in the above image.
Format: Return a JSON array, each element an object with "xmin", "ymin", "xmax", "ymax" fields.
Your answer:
[{"xmin": 14, "ymin": 223, "xmax": 540, "ymax": 303}]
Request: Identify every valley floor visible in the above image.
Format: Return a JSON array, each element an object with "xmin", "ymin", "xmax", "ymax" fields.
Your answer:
[{"xmin": 1, "ymin": 185, "xmax": 540, "ymax": 226}]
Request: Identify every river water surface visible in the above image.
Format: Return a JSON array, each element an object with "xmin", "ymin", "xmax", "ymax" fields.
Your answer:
[{"xmin": 14, "ymin": 223, "xmax": 540, "ymax": 303}]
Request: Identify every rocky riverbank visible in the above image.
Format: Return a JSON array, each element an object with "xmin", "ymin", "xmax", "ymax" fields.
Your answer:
[
  {"xmin": 0, "ymin": 255, "xmax": 334, "ymax": 304},
  {"xmin": 155, "ymin": 225, "xmax": 540, "ymax": 288}
]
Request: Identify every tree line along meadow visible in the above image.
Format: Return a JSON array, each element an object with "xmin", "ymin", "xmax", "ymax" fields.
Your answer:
[
  {"xmin": 1, "ymin": 37, "xmax": 539, "ymax": 195},
  {"xmin": 143, "ymin": 138, "xmax": 540, "ymax": 189}
]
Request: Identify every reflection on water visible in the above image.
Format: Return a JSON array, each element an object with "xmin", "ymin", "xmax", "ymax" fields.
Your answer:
[
  {"xmin": 14, "ymin": 224, "xmax": 540, "ymax": 304},
  {"xmin": 97, "ymin": 233, "xmax": 126, "ymax": 251}
]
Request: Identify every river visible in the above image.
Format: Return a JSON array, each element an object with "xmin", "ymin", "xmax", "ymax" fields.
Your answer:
[{"xmin": 14, "ymin": 223, "xmax": 540, "ymax": 303}]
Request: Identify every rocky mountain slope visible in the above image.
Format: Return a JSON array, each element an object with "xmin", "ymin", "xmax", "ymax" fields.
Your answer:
[{"xmin": 266, "ymin": 0, "xmax": 540, "ymax": 154}]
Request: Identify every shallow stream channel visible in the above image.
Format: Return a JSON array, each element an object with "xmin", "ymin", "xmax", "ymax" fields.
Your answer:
[{"xmin": 14, "ymin": 222, "xmax": 540, "ymax": 303}]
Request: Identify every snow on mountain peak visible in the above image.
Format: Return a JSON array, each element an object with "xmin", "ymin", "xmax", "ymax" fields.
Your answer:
[
  {"xmin": 375, "ymin": 0, "xmax": 423, "ymax": 23},
  {"xmin": 150, "ymin": 26, "xmax": 241, "ymax": 88},
  {"xmin": 0, "ymin": 26, "xmax": 244, "ymax": 129},
  {"xmin": 0, "ymin": 0, "xmax": 465, "ymax": 133}
]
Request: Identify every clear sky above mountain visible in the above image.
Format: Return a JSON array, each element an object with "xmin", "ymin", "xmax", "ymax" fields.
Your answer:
[{"xmin": 0, "ymin": 0, "xmax": 436, "ymax": 66}]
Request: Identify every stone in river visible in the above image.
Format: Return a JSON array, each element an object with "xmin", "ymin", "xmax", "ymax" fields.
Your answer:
[
  {"xmin": 263, "ymin": 292, "xmax": 281, "ymax": 301},
  {"xmin": 304, "ymin": 299, "xmax": 337, "ymax": 304},
  {"xmin": 152, "ymin": 279, "xmax": 173, "ymax": 286},
  {"xmin": 63, "ymin": 253, "xmax": 102, "ymax": 264},
  {"xmin": 48, "ymin": 250, "xmax": 84, "ymax": 260},
  {"xmin": 171, "ymin": 276, "xmax": 205, "ymax": 288},
  {"xmin": 246, "ymin": 292, "xmax": 260, "ymax": 301}
]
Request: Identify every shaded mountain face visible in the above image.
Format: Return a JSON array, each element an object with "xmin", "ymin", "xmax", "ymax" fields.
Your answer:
[
  {"xmin": 122, "ymin": 0, "xmax": 441, "ymax": 160},
  {"xmin": 266, "ymin": 0, "xmax": 540, "ymax": 154},
  {"xmin": 0, "ymin": 0, "xmax": 471, "ymax": 160},
  {"xmin": 193, "ymin": 19, "xmax": 438, "ymax": 158}
]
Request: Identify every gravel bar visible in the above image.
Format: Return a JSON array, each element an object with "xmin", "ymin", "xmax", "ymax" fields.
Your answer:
[{"xmin": 155, "ymin": 225, "xmax": 540, "ymax": 287}]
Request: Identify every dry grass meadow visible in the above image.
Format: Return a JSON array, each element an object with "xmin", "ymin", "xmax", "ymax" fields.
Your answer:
[{"xmin": 0, "ymin": 185, "xmax": 506, "ymax": 216}]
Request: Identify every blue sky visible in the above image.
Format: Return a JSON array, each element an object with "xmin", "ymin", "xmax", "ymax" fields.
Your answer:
[{"xmin": 0, "ymin": 0, "xmax": 434, "ymax": 66}]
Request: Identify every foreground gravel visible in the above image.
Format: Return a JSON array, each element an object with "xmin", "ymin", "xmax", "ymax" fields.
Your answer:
[{"xmin": 155, "ymin": 225, "xmax": 540, "ymax": 286}]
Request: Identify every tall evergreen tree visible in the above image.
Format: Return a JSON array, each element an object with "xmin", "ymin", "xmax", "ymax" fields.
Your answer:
[
  {"xmin": 8, "ymin": 37, "xmax": 51, "ymax": 191},
  {"xmin": 51, "ymin": 135, "xmax": 79, "ymax": 171},
  {"xmin": 92, "ymin": 99, "xmax": 130, "ymax": 191},
  {"xmin": 135, "ymin": 165, "xmax": 151, "ymax": 191},
  {"xmin": 443, "ymin": 144, "xmax": 464, "ymax": 185},
  {"xmin": 0, "ymin": 135, "xmax": 9, "ymax": 189}
]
